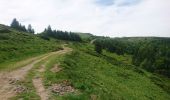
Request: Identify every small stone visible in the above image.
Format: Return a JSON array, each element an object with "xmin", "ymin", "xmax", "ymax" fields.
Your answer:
[
  {"xmin": 51, "ymin": 81, "xmax": 75, "ymax": 95},
  {"xmin": 13, "ymin": 85, "xmax": 26, "ymax": 94}
]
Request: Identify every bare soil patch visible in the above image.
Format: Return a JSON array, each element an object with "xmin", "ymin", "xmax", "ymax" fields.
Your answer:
[
  {"xmin": 38, "ymin": 65, "xmax": 46, "ymax": 72},
  {"xmin": 50, "ymin": 64, "xmax": 62, "ymax": 73},
  {"xmin": 90, "ymin": 94, "xmax": 97, "ymax": 100}
]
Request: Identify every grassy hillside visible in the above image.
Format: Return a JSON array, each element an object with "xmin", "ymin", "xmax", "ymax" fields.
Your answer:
[
  {"xmin": 0, "ymin": 24, "xmax": 62, "ymax": 70},
  {"xmin": 38, "ymin": 43, "xmax": 170, "ymax": 100},
  {"xmin": 1, "ymin": 23, "xmax": 170, "ymax": 100},
  {"xmin": 75, "ymin": 32, "xmax": 94, "ymax": 41},
  {"xmin": 77, "ymin": 33, "xmax": 93, "ymax": 38}
]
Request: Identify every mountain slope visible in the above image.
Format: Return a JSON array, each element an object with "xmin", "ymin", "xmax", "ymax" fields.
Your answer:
[
  {"xmin": 39, "ymin": 43, "xmax": 170, "ymax": 100},
  {"xmin": 0, "ymin": 24, "xmax": 61, "ymax": 70},
  {"xmin": 0, "ymin": 24, "xmax": 170, "ymax": 100}
]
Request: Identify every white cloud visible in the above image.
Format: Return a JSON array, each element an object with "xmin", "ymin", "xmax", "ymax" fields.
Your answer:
[{"xmin": 0, "ymin": 0, "xmax": 170, "ymax": 37}]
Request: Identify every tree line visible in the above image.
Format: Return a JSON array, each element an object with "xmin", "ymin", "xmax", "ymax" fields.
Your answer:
[
  {"xmin": 94, "ymin": 37, "xmax": 170, "ymax": 77},
  {"xmin": 94, "ymin": 38, "xmax": 135, "ymax": 55},
  {"xmin": 10, "ymin": 18, "xmax": 82, "ymax": 42},
  {"xmin": 41, "ymin": 25, "xmax": 82, "ymax": 41},
  {"xmin": 132, "ymin": 38, "xmax": 170, "ymax": 77},
  {"xmin": 10, "ymin": 18, "xmax": 34, "ymax": 34}
]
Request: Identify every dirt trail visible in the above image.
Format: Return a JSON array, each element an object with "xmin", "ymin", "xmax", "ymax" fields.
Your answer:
[
  {"xmin": 90, "ymin": 39, "xmax": 96, "ymax": 44},
  {"xmin": 0, "ymin": 46, "xmax": 72, "ymax": 100},
  {"xmin": 33, "ymin": 64, "xmax": 48, "ymax": 100},
  {"xmin": 33, "ymin": 78, "xmax": 48, "ymax": 100},
  {"xmin": 33, "ymin": 46, "xmax": 72, "ymax": 100}
]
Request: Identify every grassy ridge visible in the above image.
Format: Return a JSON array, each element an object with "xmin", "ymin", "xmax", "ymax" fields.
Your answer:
[
  {"xmin": 0, "ymin": 25, "xmax": 62, "ymax": 70},
  {"xmin": 42, "ymin": 43, "xmax": 170, "ymax": 100}
]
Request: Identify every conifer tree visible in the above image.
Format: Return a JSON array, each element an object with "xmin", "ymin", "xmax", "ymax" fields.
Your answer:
[
  {"xmin": 10, "ymin": 18, "xmax": 20, "ymax": 29},
  {"xmin": 27, "ymin": 24, "xmax": 34, "ymax": 34},
  {"xmin": 10, "ymin": 18, "xmax": 27, "ymax": 32}
]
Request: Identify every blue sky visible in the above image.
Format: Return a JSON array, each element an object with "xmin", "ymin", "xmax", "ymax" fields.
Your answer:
[
  {"xmin": 96, "ymin": 0, "xmax": 141, "ymax": 6},
  {"xmin": 96, "ymin": 0, "xmax": 115, "ymax": 6},
  {"xmin": 0, "ymin": 0, "xmax": 170, "ymax": 37}
]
